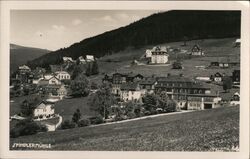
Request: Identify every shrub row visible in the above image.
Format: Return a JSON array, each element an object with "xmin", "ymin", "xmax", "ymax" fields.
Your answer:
[{"xmin": 10, "ymin": 120, "xmax": 48, "ymax": 138}]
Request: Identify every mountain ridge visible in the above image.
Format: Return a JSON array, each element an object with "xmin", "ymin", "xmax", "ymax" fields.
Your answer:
[{"xmin": 10, "ymin": 43, "xmax": 51, "ymax": 73}]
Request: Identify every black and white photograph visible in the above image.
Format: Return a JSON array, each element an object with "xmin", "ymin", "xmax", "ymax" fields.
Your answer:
[{"xmin": 0, "ymin": 1, "xmax": 249, "ymax": 159}]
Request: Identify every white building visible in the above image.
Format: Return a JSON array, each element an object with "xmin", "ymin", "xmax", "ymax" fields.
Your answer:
[
  {"xmin": 38, "ymin": 76, "xmax": 61, "ymax": 85},
  {"xmin": 33, "ymin": 101, "xmax": 55, "ymax": 118},
  {"xmin": 145, "ymin": 49, "xmax": 152, "ymax": 58},
  {"xmin": 213, "ymin": 72, "xmax": 223, "ymax": 82},
  {"xmin": 190, "ymin": 44, "xmax": 204, "ymax": 56},
  {"xmin": 18, "ymin": 65, "xmax": 31, "ymax": 72},
  {"xmin": 44, "ymin": 74, "xmax": 54, "ymax": 80},
  {"xmin": 63, "ymin": 57, "xmax": 74, "ymax": 63},
  {"xmin": 78, "ymin": 56, "xmax": 86, "ymax": 64},
  {"xmin": 86, "ymin": 55, "xmax": 95, "ymax": 62},
  {"xmin": 177, "ymin": 94, "xmax": 222, "ymax": 110},
  {"xmin": 55, "ymin": 71, "xmax": 71, "ymax": 80},
  {"xmin": 230, "ymin": 92, "xmax": 240, "ymax": 105},
  {"xmin": 235, "ymin": 39, "xmax": 241, "ymax": 47},
  {"xmin": 151, "ymin": 46, "xmax": 169, "ymax": 64},
  {"xmin": 32, "ymin": 77, "xmax": 43, "ymax": 84},
  {"xmin": 120, "ymin": 83, "xmax": 142, "ymax": 102}
]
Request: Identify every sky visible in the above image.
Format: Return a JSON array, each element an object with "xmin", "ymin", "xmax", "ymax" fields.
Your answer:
[{"xmin": 10, "ymin": 10, "xmax": 162, "ymax": 51}]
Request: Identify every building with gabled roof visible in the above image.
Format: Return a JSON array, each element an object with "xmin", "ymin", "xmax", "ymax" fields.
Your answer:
[
  {"xmin": 55, "ymin": 71, "xmax": 71, "ymax": 80},
  {"xmin": 18, "ymin": 65, "xmax": 31, "ymax": 72},
  {"xmin": 78, "ymin": 56, "xmax": 86, "ymax": 64},
  {"xmin": 235, "ymin": 38, "xmax": 241, "ymax": 47},
  {"xmin": 38, "ymin": 76, "xmax": 61, "ymax": 86},
  {"xmin": 63, "ymin": 57, "xmax": 74, "ymax": 63},
  {"xmin": 86, "ymin": 55, "xmax": 95, "ymax": 62},
  {"xmin": 190, "ymin": 44, "xmax": 204, "ymax": 56},
  {"xmin": 33, "ymin": 101, "xmax": 55, "ymax": 119},
  {"xmin": 120, "ymin": 82, "xmax": 141, "ymax": 102},
  {"xmin": 155, "ymin": 74, "xmax": 211, "ymax": 100},
  {"xmin": 212, "ymin": 72, "xmax": 224, "ymax": 82},
  {"xmin": 151, "ymin": 46, "xmax": 169, "ymax": 64},
  {"xmin": 102, "ymin": 72, "xmax": 144, "ymax": 95},
  {"xmin": 139, "ymin": 77, "xmax": 158, "ymax": 94}
]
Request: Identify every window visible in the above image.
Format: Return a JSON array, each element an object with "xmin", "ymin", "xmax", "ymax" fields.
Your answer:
[{"xmin": 194, "ymin": 89, "xmax": 197, "ymax": 94}]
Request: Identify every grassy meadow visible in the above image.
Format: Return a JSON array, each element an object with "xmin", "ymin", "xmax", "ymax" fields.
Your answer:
[
  {"xmin": 92, "ymin": 38, "xmax": 240, "ymax": 84},
  {"xmin": 10, "ymin": 106, "xmax": 239, "ymax": 151}
]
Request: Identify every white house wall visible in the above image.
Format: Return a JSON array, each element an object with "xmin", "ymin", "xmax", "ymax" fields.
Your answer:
[{"xmin": 33, "ymin": 105, "xmax": 55, "ymax": 117}]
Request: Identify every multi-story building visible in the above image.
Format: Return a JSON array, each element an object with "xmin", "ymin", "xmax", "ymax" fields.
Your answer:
[
  {"xmin": 151, "ymin": 46, "xmax": 169, "ymax": 64},
  {"xmin": 178, "ymin": 94, "xmax": 222, "ymax": 110},
  {"xmin": 154, "ymin": 74, "xmax": 219, "ymax": 110},
  {"xmin": 55, "ymin": 71, "xmax": 71, "ymax": 80},
  {"xmin": 120, "ymin": 82, "xmax": 141, "ymax": 102},
  {"xmin": 33, "ymin": 101, "xmax": 55, "ymax": 119},
  {"xmin": 190, "ymin": 44, "xmax": 204, "ymax": 56},
  {"xmin": 103, "ymin": 72, "xmax": 143, "ymax": 95},
  {"xmin": 139, "ymin": 77, "xmax": 157, "ymax": 95}
]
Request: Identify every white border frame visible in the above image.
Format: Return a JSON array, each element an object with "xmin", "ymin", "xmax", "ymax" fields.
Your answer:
[{"xmin": 0, "ymin": 1, "xmax": 249, "ymax": 159}]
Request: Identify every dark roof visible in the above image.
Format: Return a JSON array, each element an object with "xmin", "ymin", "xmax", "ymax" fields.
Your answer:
[
  {"xmin": 156, "ymin": 75, "xmax": 193, "ymax": 83},
  {"xmin": 214, "ymin": 72, "xmax": 223, "ymax": 77},
  {"xmin": 120, "ymin": 83, "xmax": 139, "ymax": 91},
  {"xmin": 36, "ymin": 100, "xmax": 55, "ymax": 109},
  {"xmin": 113, "ymin": 72, "xmax": 143, "ymax": 78},
  {"xmin": 155, "ymin": 79, "xmax": 210, "ymax": 89},
  {"xmin": 139, "ymin": 78, "xmax": 157, "ymax": 85},
  {"xmin": 175, "ymin": 93, "xmax": 218, "ymax": 97},
  {"xmin": 192, "ymin": 44, "xmax": 202, "ymax": 51},
  {"xmin": 217, "ymin": 57, "xmax": 240, "ymax": 64}
]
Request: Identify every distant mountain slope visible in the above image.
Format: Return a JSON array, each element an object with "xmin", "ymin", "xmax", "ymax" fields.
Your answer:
[
  {"xmin": 29, "ymin": 10, "xmax": 240, "ymax": 69},
  {"xmin": 10, "ymin": 44, "xmax": 50, "ymax": 72}
]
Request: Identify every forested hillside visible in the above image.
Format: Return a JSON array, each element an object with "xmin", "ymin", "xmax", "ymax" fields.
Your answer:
[{"xmin": 28, "ymin": 10, "xmax": 240, "ymax": 69}]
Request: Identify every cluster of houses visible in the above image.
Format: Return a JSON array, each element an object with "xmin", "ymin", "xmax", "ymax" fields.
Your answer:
[
  {"xmin": 14, "ymin": 65, "xmax": 70, "ymax": 100},
  {"xmin": 209, "ymin": 70, "xmax": 240, "ymax": 84},
  {"xmin": 103, "ymin": 72, "xmax": 226, "ymax": 110},
  {"xmin": 145, "ymin": 44, "xmax": 205, "ymax": 65},
  {"xmin": 209, "ymin": 58, "xmax": 240, "ymax": 69},
  {"xmin": 63, "ymin": 55, "xmax": 95, "ymax": 65},
  {"xmin": 11, "ymin": 55, "xmax": 96, "ymax": 120}
]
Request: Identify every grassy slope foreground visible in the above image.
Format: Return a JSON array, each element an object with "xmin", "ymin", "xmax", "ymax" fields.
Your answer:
[{"xmin": 10, "ymin": 106, "xmax": 239, "ymax": 151}]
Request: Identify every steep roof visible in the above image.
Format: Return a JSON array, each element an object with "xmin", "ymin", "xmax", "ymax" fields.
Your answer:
[
  {"xmin": 214, "ymin": 72, "xmax": 223, "ymax": 77},
  {"xmin": 192, "ymin": 44, "xmax": 202, "ymax": 51},
  {"xmin": 19, "ymin": 65, "xmax": 31, "ymax": 70},
  {"xmin": 156, "ymin": 75, "xmax": 193, "ymax": 83},
  {"xmin": 55, "ymin": 71, "xmax": 70, "ymax": 75},
  {"xmin": 120, "ymin": 82, "xmax": 139, "ymax": 91},
  {"xmin": 156, "ymin": 76, "xmax": 209, "ymax": 89},
  {"xmin": 35, "ymin": 101, "xmax": 54, "ymax": 109},
  {"xmin": 235, "ymin": 39, "xmax": 241, "ymax": 43},
  {"xmin": 86, "ymin": 55, "xmax": 94, "ymax": 61},
  {"xmin": 139, "ymin": 78, "xmax": 157, "ymax": 85},
  {"xmin": 63, "ymin": 57, "xmax": 74, "ymax": 62}
]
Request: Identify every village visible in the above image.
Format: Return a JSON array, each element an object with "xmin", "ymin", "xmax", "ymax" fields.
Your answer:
[{"xmin": 9, "ymin": 38, "xmax": 240, "ymax": 137}]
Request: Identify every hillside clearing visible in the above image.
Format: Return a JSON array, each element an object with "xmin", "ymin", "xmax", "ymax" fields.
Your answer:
[{"xmin": 10, "ymin": 106, "xmax": 239, "ymax": 151}]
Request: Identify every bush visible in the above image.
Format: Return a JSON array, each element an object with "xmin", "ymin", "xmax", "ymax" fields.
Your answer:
[
  {"xmin": 88, "ymin": 116, "xmax": 104, "ymax": 125},
  {"xmin": 10, "ymin": 120, "xmax": 48, "ymax": 138},
  {"xmin": 127, "ymin": 112, "xmax": 136, "ymax": 119},
  {"xmin": 78, "ymin": 119, "xmax": 90, "ymax": 127},
  {"xmin": 61, "ymin": 120, "xmax": 76, "ymax": 129}
]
